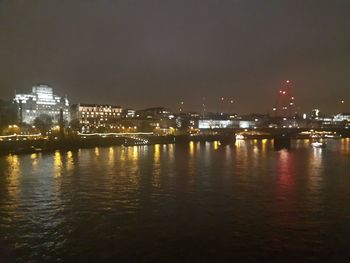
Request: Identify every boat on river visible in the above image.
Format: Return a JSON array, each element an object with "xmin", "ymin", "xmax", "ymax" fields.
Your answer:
[{"xmin": 310, "ymin": 141, "xmax": 326, "ymax": 148}]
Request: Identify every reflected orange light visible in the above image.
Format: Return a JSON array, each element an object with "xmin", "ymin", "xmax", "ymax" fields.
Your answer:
[
  {"xmin": 30, "ymin": 153, "xmax": 39, "ymax": 169},
  {"xmin": 66, "ymin": 151, "xmax": 74, "ymax": 171},
  {"xmin": 154, "ymin": 144, "xmax": 160, "ymax": 163},
  {"xmin": 95, "ymin": 147, "xmax": 100, "ymax": 156},
  {"xmin": 153, "ymin": 144, "xmax": 161, "ymax": 188},
  {"xmin": 189, "ymin": 141, "xmax": 195, "ymax": 157},
  {"xmin": 214, "ymin": 141, "xmax": 219, "ymax": 150},
  {"xmin": 108, "ymin": 147, "xmax": 115, "ymax": 163},
  {"xmin": 262, "ymin": 139, "xmax": 267, "ymax": 153},
  {"xmin": 132, "ymin": 146, "xmax": 139, "ymax": 161},
  {"xmin": 54, "ymin": 151, "xmax": 62, "ymax": 177}
]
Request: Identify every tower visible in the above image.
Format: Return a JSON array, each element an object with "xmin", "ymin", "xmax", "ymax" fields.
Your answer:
[{"xmin": 273, "ymin": 80, "xmax": 295, "ymax": 117}]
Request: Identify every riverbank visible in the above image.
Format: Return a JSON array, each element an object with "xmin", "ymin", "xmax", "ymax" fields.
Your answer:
[
  {"xmin": 0, "ymin": 134, "xmax": 236, "ymax": 155},
  {"xmin": 1, "ymin": 130, "xmax": 348, "ymax": 156}
]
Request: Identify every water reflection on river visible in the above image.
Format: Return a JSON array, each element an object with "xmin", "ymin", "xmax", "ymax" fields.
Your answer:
[{"xmin": 1, "ymin": 139, "xmax": 350, "ymax": 262}]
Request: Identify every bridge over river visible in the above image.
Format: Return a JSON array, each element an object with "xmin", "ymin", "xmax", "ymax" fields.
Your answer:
[{"xmin": 1, "ymin": 127, "xmax": 349, "ymax": 155}]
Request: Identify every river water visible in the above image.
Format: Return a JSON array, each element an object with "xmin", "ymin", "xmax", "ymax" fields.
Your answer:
[{"xmin": 1, "ymin": 139, "xmax": 350, "ymax": 262}]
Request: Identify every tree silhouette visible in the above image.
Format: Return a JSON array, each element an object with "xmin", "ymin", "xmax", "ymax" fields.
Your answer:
[
  {"xmin": 0, "ymin": 100, "xmax": 18, "ymax": 134},
  {"xmin": 34, "ymin": 114, "xmax": 53, "ymax": 136},
  {"xmin": 69, "ymin": 119, "xmax": 81, "ymax": 132}
]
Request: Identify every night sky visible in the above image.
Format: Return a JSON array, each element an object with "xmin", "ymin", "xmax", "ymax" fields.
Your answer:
[{"xmin": 0, "ymin": 0, "xmax": 349, "ymax": 114}]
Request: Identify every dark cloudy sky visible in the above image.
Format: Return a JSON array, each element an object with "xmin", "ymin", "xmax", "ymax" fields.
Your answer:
[{"xmin": 0, "ymin": 0, "xmax": 349, "ymax": 114}]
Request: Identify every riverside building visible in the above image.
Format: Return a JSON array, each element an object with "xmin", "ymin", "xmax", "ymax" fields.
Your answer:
[
  {"xmin": 71, "ymin": 103, "xmax": 122, "ymax": 133},
  {"xmin": 14, "ymin": 84, "xmax": 70, "ymax": 124}
]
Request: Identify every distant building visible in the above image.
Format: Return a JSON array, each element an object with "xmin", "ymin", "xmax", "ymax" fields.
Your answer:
[
  {"xmin": 71, "ymin": 103, "xmax": 122, "ymax": 133},
  {"xmin": 333, "ymin": 113, "xmax": 350, "ymax": 122},
  {"xmin": 199, "ymin": 120, "xmax": 234, "ymax": 129},
  {"xmin": 175, "ymin": 112, "xmax": 200, "ymax": 129},
  {"xmin": 198, "ymin": 119, "xmax": 258, "ymax": 129},
  {"xmin": 14, "ymin": 84, "xmax": 70, "ymax": 124},
  {"xmin": 137, "ymin": 107, "xmax": 174, "ymax": 120},
  {"xmin": 237, "ymin": 114, "xmax": 270, "ymax": 128},
  {"xmin": 311, "ymin": 109, "xmax": 321, "ymax": 120},
  {"xmin": 237, "ymin": 120, "xmax": 256, "ymax": 129},
  {"xmin": 122, "ymin": 109, "xmax": 136, "ymax": 118}
]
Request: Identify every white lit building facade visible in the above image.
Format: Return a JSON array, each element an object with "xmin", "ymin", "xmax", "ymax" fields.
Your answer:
[
  {"xmin": 199, "ymin": 120, "xmax": 233, "ymax": 129},
  {"xmin": 14, "ymin": 84, "xmax": 70, "ymax": 124},
  {"xmin": 333, "ymin": 113, "xmax": 350, "ymax": 122},
  {"xmin": 198, "ymin": 119, "xmax": 256, "ymax": 129},
  {"xmin": 71, "ymin": 103, "xmax": 122, "ymax": 133}
]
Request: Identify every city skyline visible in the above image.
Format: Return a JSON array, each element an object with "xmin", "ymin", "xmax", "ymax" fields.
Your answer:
[
  {"xmin": 2, "ymin": 82, "xmax": 348, "ymax": 117},
  {"xmin": 1, "ymin": 0, "xmax": 349, "ymax": 114},
  {"xmin": 2, "ymin": 2, "xmax": 350, "ymax": 261}
]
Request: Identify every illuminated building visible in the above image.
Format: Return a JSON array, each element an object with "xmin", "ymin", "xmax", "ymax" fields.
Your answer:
[
  {"xmin": 198, "ymin": 118, "xmax": 259, "ymax": 129},
  {"xmin": 122, "ymin": 109, "xmax": 137, "ymax": 118},
  {"xmin": 175, "ymin": 112, "xmax": 200, "ymax": 129},
  {"xmin": 273, "ymin": 80, "xmax": 296, "ymax": 117},
  {"xmin": 311, "ymin": 109, "xmax": 321, "ymax": 119},
  {"xmin": 71, "ymin": 103, "xmax": 122, "ymax": 133},
  {"xmin": 333, "ymin": 113, "xmax": 350, "ymax": 122},
  {"xmin": 137, "ymin": 107, "xmax": 173, "ymax": 119},
  {"xmin": 14, "ymin": 84, "xmax": 70, "ymax": 124},
  {"xmin": 133, "ymin": 107, "xmax": 175, "ymax": 133},
  {"xmin": 199, "ymin": 120, "xmax": 234, "ymax": 129}
]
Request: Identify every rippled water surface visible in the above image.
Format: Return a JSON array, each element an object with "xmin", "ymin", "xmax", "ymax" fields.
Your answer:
[{"xmin": 1, "ymin": 139, "xmax": 350, "ymax": 262}]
